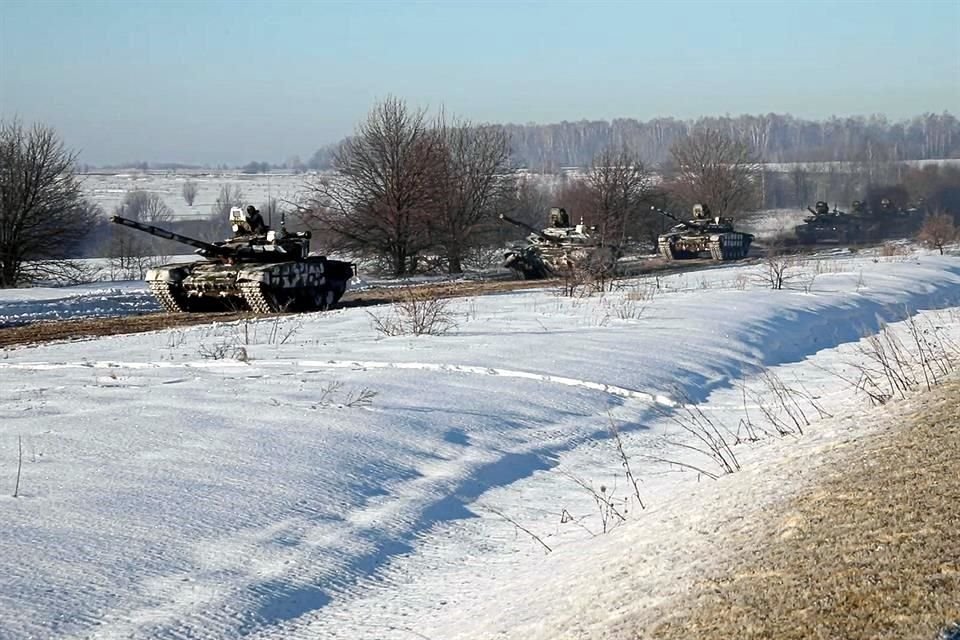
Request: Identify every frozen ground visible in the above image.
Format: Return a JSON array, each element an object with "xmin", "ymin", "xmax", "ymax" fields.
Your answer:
[
  {"xmin": 0, "ymin": 281, "xmax": 158, "ymax": 327},
  {"xmin": 1, "ymin": 249, "xmax": 959, "ymax": 639}
]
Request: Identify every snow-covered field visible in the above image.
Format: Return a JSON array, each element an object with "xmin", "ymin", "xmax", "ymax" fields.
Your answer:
[
  {"xmin": 2, "ymin": 249, "xmax": 960, "ymax": 639},
  {"xmin": 82, "ymin": 172, "xmax": 310, "ymax": 220}
]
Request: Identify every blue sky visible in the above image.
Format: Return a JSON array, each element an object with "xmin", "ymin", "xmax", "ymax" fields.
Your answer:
[{"xmin": 1, "ymin": 0, "xmax": 957, "ymax": 165}]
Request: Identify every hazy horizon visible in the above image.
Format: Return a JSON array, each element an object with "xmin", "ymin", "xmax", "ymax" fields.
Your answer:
[{"xmin": 2, "ymin": 0, "xmax": 957, "ymax": 166}]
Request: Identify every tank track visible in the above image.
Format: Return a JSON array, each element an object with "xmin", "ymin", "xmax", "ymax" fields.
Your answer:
[
  {"xmin": 708, "ymin": 237, "xmax": 750, "ymax": 261},
  {"xmin": 239, "ymin": 281, "xmax": 282, "ymax": 313},
  {"xmin": 148, "ymin": 281, "xmax": 189, "ymax": 313},
  {"xmin": 658, "ymin": 240, "xmax": 674, "ymax": 260}
]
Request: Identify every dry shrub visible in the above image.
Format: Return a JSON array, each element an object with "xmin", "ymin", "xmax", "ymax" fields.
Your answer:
[
  {"xmin": 643, "ymin": 388, "xmax": 741, "ymax": 480},
  {"xmin": 369, "ymin": 288, "xmax": 458, "ymax": 336},
  {"xmin": 756, "ymin": 248, "xmax": 809, "ymax": 290},
  {"xmin": 607, "ymin": 296, "xmax": 647, "ymax": 320},
  {"xmin": 822, "ymin": 315, "xmax": 959, "ymax": 406},
  {"xmin": 917, "ymin": 212, "xmax": 958, "ymax": 255},
  {"xmin": 878, "ymin": 242, "xmax": 910, "ymax": 257},
  {"xmin": 197, "ymin": 341, "xmax": 248, "ymax": 361}
]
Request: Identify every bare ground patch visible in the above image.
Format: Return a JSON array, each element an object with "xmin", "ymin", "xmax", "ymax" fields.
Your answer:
[{"xmin": 647, "ymin": 380, "xmax": 960, "ymax": 640}]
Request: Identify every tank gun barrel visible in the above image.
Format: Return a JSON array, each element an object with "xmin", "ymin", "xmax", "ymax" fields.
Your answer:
[
  {"xmin": 498, "ymin": 213, "xmax": 556, "ymax": 242},
  {"xmin": 807, "ymin": 206, "xmax": 818, "ymax": 216},
  {"xmin": 111, "ymin": 216, "xmax": 228, "ymax": 257},
  {"xmin": 650, "ymin": 206, "xmax": 686, "ymax": 226}
]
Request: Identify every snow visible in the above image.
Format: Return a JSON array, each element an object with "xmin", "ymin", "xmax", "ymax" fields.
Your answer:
[
  {"xmin": 1, "ymin": 250, "xmax": 959, "ymax": 639},
  {"xmin": 0, "ymin": 281, "xmax": 158, "ymax": 327},
  {"xmin": 82, "ymin": 172, "xmax": 310, "ymax": 220}
]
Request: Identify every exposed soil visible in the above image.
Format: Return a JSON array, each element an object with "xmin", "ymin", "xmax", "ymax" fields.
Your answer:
[
  {"xmin": 0, "ymin": 256, "xmax": 741, "ymax": 349},
  {"xmin": 647, "ymin": 380, "xmax": 960, "ymax": 640},
  {"xmin": 0, "ymin": 278, "xmax": 559, "ymax": 349}
]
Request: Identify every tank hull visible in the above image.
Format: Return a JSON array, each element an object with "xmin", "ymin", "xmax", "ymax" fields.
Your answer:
[
  {"xmin": 657, "ymin": 231, "xmax": 753, "ymax": 261},
  {"xmin": 502, "ymin": 244, "xmax": 619, "ymax": 280},
  {"xmin": 145, "ymin": 257, "xmax": 354, "ymax": 313}
]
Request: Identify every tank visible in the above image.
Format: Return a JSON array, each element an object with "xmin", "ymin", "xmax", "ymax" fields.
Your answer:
[
  {"xmin": 654, "ymin": 204, "xmax": 754, "ymax": 260},
  {"xmin": 792, "ymin": 201, "xmax": 863, "ymax": 245},
  {"xmin": 793, "ymin": 199, "xmax": 924, "ymax": 245},
  {"xmin": 860, "ymin": 197, "xmax": 926, "ymax": 242},
  {"xmin": 110, "ymin": 207, "xmax": 354, "ymax": 313},
  {"xmin": 498, "ymin": 207, "xmax": 618, "ymax": 279}
]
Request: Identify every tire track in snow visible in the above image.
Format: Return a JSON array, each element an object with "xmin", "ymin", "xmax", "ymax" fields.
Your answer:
[{"xmin": 0, "ymin": 359, "xmax": 677, "ymax": 406}]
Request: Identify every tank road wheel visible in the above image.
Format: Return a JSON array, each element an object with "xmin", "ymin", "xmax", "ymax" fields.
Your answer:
[
  {"xmin": 239, "ymin": 281, "xmax": 287, "ymax": 314},
  {"xmin": 305, "ymin": 281, "xmax": 347, "ymax": 311},
  {"xmin": 709, "ymin": 241, "xmax": 724, "ymax": 261},
  {"xmin": 148, "ymin": 281, "xmax": 189, "ymax": 313},
  {"xmin": 307, "ymin": 286, "xmax": 335, "ymax": 311}
]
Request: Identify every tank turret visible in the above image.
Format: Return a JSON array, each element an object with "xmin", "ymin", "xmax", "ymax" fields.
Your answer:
[
  {"xmin": 498, "ymin": 208, "xmax": 615, "ymax": 279},
  {"xmin": 806, "ymin": 201, "xmax": 832, "ymax": 217},
  {"xmin": 793, "ymin": 202, "xmax": 861, "ymax": 245},
  {"xmin": 110, "ymin": 210, "xmax": 353, "ymax": 313},
  {"xmin": 653, "ymin": 205, "xmax": 752, "ymax": 261}
]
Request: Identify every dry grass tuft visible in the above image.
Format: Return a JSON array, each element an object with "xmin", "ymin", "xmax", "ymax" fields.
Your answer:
[{"xmin": 648, "ymin": 379, "xmax": 960, "ymax": 640}]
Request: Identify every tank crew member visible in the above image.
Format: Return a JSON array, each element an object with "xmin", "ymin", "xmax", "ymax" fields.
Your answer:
[
  {"xmin": 246, "ymin": 205, "xmax": 267, "ymax": 234},
  {"xmin": 550, "ymin": 207, "xmax": 570, "ymax": 227}
]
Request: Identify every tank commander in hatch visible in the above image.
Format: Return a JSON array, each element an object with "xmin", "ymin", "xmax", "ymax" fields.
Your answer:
[
  {"xmin": 550, "ymin": 207, "xmax": 570, "ymax": 227},
  {"xmin": 245, "ymin": 205, "xmax": 267, "ymax": 234}
]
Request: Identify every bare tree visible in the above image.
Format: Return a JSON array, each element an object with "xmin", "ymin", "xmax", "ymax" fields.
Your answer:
[
  {"xmin": 107, "ymin": 232, "xmax": 158, "ymax": 280},
  {"xmin": 301, "ymin": 97, "xmax": 444, "ymax": 276},
  {"xmin": 0, "ymin": 120, "xmax": 98, "ymax": 287},
  {"xmin": 917, "ymin": 212, "xmax": 957, "ymax": 255},
  {"xmin": 554, "ymin": 177, "xmax": 595, "ymax": 225},
  {"xmin": 668, "ymin": 129, "xmax": 759, "ymax": 218},
  {"xmin": 790, "ymin": 166, "xmax": 811, "ymax": 208},
  {"xmin": 109, "ymin": 190, "xmax": 175, "ymax": 276},
  {"xmin": 211, "ymin": 184, "xmax": 244, "ymax": 219},
  {"xmin": 117, "ymin": 189, "xmax": 173, "ymax": 223},
  {"xmin": 433, "ymin": 118, "xmax": 512, "ymax": 273},
  {"xmin": 587, "ymin": 145, "xmax": 656, "ymax": 248},
  {"xmin": 182, "ymin": 179, "xmax": 198, "ymax": 206}
]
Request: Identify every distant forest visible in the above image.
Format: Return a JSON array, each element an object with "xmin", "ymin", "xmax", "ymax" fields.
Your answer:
[{"xmin": 308, "ymin": 112, "xmax": 959, "ymax": 171}]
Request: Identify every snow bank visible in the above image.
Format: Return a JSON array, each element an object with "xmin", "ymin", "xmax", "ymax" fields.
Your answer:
[{"xmin": 1, "ymin": 252, "xmax": 959, "ymax": 639}]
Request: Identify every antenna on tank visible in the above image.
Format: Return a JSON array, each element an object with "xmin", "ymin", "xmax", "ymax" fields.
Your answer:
[{"xmin": 267, "ymin": 172, "xmax": 272, "ymax": 227}]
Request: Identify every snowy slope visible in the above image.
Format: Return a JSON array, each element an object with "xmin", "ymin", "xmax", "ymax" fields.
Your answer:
[{"xmin": 1, "ymin": 252, "xmax": 959, "ymax": 639}]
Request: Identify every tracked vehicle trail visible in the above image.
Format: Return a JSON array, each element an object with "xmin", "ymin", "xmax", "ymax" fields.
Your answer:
[
  {"xmin": 0, "ymin": 278, "xmax": 558, "ymax": 348},
  {"xmin": 0, "ymin": 256, "xmax": 752, "ymax": 349}
]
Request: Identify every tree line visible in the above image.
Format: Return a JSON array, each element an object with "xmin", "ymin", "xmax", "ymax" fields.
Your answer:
[
  {"xmin": 308, "ymin": 112, "xmax": 959, "ymax": 172},
  {"xmin": 3, "ymin": 105, "xmax": 960, "ymax": 287},
  {"xmin": 296, "ymin": 97, "xmax": 765, "ymax": 276}
]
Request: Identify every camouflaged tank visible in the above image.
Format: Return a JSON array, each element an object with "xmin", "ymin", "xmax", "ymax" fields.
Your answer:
[
  {"xmin": 499, "ymin": 207, "xmax": 618, "ymax": 279},
  {"xmin": 111, "ymin": 207, "xmax": 354, "ymax": 313},
  {"xmin": 792, "ymin": 201, "xmax": 864, "ymax": 245},
  {"xmin": 859, "ymin": 198, "xmax": 926, "ymax": 242},
  {"xmin": 793, "ymin": 199, "xmax": 924, "ymax": 245},
  {"xmin": 655, "ymin": 204, "xmax": 754, "ymax": 260}
]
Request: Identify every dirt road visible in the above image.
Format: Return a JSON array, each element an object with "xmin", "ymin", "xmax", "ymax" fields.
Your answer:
[
  {"xmin": 0, "ymin": 278, "xmax": 557, "ymax": 349},
  {"xmin": 1, "ymin": 256, "xmax": 749, "ymax": 349}
]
